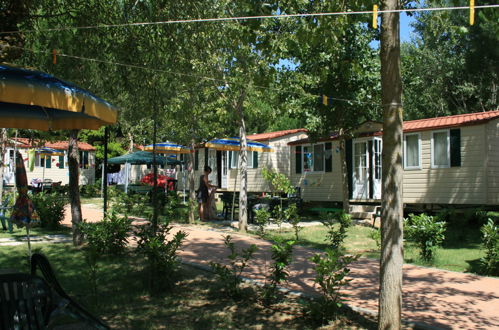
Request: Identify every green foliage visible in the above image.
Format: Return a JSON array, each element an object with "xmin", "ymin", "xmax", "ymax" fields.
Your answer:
[
  {"xmin": 262, "ymin": 167, "xmax": 295, "ymax": 197},
  {"xmin": 135, "ymin": 223, "xmax": 187, "ymax": 293},
  {"xmin": 79, "ymin": 211, "xmax": 132, "ymax": 255},
  {"xmin": 261, "ymin": 238, "xmax": 294, "ymax": 305},
  {"xmin": 80, "ymin": 182, "xmax": 101, "ymax": 198},
  {"xmin": 480, "ymin": 219, "xmax": 499, "ymax": 276},
  {"xmin": 210, "ymin": 235, "xmax": 258, "ymax": 299},
  {"xmin": 405, "ymin": 213, "xmax": 446, "ymax": 262},
  {"xmin": 272, "ymin": 205, "xmax": 285, "ymax": 232},
  {"xmin": 285, "ymin": 203, "xmax": 302, "ymax": 241},
  {"xmin": 369, "ymin": 228, "xmax": 381, "ymax": 249},
  {"xmin": 402, "ymin": 1, "xmax": 498, "ymax": 119},
  {"xmin": 254, "ymin": 207, "xmax": 271, "ymax": 237},
  {"xmin": 321, "ymin": 211, "xmax": 352, "ymax": 250},
  {"xmin": 161, "ymin": 191, "xmax": 186, "ymax": 223},
  {"xmin": 83, "ymin": 246, "xmax": 100, "ymax": 303},
  {"xmin": 110, "ymin": 188, "xmax": 149, "ymax": 216},
  {"xmin": 31, "ymin": 192, "xmax": 66, "ymax": 229},
  {"xmin": 307, "ymin": 249, "xmax": 359, "ymax": 324}
]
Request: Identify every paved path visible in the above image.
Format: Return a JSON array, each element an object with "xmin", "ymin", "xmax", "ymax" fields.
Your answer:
[{"xmin": 61, "ymin": 204, "xmax": 499, "ymax": 329}]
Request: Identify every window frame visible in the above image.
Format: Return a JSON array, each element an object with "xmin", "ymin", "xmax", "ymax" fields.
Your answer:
[
  {"xmin": 230, "ymin": 150, "xmax": 239, "ymax": 169},
  {"xmin": 431, "ymin": 129, "xmax": 450, "ymax": 168},
  {"xmin": 302, "ymin": 143, "xmax": 326, "ymax": 173},
  {"xmin": 403, "ymin": 133, "xmax": 422, "ymax": 170}
]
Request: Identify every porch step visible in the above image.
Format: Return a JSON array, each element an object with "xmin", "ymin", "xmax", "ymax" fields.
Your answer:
[
  {"xmin": 350, "ymin": 212, "xmax": 373, "ymax": 220},
  {"xmin": 349, "ymin": 204, "xmax": 377, "ymax": 213}
]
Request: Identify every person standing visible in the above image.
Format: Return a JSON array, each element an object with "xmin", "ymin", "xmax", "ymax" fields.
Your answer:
[{"xmin": 197, "ymin": 166, "xmax": 216, "ymax": 220}]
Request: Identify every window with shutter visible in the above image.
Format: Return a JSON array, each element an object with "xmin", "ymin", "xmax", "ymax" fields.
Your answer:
[
  {"xmin": 325, "ymin": 142, "xmax": 332, "ymax": 172},
  {"xmin": 450, "ymin": 129, "xmax": 461, "ymax": 167},
  {"xmin": 295, "ymin": 146, "xmax": 302, "ymax": 174}
]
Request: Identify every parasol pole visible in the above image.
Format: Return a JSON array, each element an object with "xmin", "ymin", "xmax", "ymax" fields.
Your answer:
[
  {"xmin": 41, "ymin": 156, "xmax": 46, "ymax": 192},
  {"xmin": 103, "ymin": 126, "xmax": 109, "ymax": 216},
  {"xmin": 13, "ymin": 130, "xmax": 18, "ymax": 191},
  {"xmin": 182, "ymin": 163, "xmax": 186, "ymax": 204},
  {"xmin": 124, "ymin": 162, "xmax": 129, "ymax": 194},
  {"xmin": 26, "ymin": 222, "xmax": 32, "ymax": 258}
]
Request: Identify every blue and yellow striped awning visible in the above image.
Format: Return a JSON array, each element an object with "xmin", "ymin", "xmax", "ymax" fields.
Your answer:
[
  {"xmin": 144, "ymin": 141, "xmax": 192, "ymax": 154},
  {"xmin": 0, "ymin": 65, "xmax": 118, "ymax": 130},
  {"xmin": 36, "ymin": 147, "xmax": 64, "ymax": 156},
  {"xmin": 205, "ymin": 137, "xmax": 273, "ymax": 152}
]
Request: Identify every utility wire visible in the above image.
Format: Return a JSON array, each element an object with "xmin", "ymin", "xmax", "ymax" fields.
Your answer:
[
  {"xmin": 0, "ymin": 4, "xmax": 497, "ymax": 35},
  {"xmin": 4, "ymin": 44, "xmax": 377, "ymax": 106}
]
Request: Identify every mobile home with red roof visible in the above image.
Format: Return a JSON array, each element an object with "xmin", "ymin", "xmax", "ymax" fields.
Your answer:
[
  {"xmin": 3, "ymin": 138, "xmax": 97, "ymax": 186},
  {"xmin": 288, "ymin": 110, "xmax": 499, "ymax": 209}
]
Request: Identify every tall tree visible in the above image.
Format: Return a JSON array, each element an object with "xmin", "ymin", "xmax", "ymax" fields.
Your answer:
[
  {"xmin": 402, "ymin": 0, "xmax": 498, "ymax": 118},
  {"xmin": 378, "ymin": 0, "xmax": 404, "ymax": 328}
]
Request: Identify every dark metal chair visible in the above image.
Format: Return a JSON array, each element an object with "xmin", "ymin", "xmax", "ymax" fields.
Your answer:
[
  {"xmin": 0, "ymin": 272, "xmax": 52, "ymax": 329},
  {"xmin": 221, "ymin": 192, "xmax": 239, "ymax": 220},
  {"xmin": 30, "ymin": 253, "xmax": 109, "ymax": 329},
  {"xmin": 0, "ymin": 253, "xmax": 109, "ymax": 329}
]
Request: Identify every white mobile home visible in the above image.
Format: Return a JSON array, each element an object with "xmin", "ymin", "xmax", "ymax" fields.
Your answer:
[
  {"xmin": 3, "ymin": 138, "xmax": 97, "ymax": 186},
  {"xmin": 288, "ymin": 110, "xmax": 499, "ymax": 209},
  {"xmin": 175, "ymin": 129, "xmax": 308, "ymax": 192}
]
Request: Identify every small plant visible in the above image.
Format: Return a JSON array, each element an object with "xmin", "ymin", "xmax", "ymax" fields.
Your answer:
[
  {"xmin": 272, "ymin": 205, "xmax": 285, "ymax": 232},
  {"xmin": 254, "ymin": 207, "xmax": 271, "ymax": 237},
  {"xmin": 285, "ymin": 203, "xmax": 302, "ymax": 241},
  {"xmin": 261, "ymin": 238, "xmax": 294, "ymax": 305},
  {"xmin": 480, "ymin": 218, "xmax": 498, "ymax": 276},
  {"xmin": 369, "ymin": 228, "xmax": 381, "ymax": 249},
  {"xmin": 405, "ymin": 213, "xmax": 446, "ymax": 262},
  {"xmin": 322, "ymin": 211, "xmax": 352, "ymax": 250},
  {"xmin": 31, "ymin": 191, "xmax": 66, "ymax": 228},
  {"xmin": 79, "ymin": 211, "xmax": 132, "ymax": 255},
  {"xmin": 135, "ymin": 222, "xmax": 187, "ymax": 293},
  {"xmin": 110, "ymin": 189, "xmax": 149, "ymax": 216},
  {"xmin": 83, "ymin": 246, "xmax": 100, "ymax": 304},
  {"xmin": 306, "ymin": 249, "xmax": 359, "ymax": 324},
  {"xmin": 210, "ymin": 235, "xmax": 258, "ymax": 298}
]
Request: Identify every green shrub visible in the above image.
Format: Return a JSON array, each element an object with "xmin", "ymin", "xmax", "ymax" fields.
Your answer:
[
  {"xmin": 261, "ymin": 238, "xmax": 294, "ymax": 305},
  {"xmin": 322, "ymin": 211, "xmax": 352, "ymax": 250},
  {"xmin": 135, "ymin": 222, "xmax": 187, "ymax": 293},
  {"xmin": 210, "ymin": 235, "xmax": 258, "ymax": 299},
  {"xmin": 405, "ymin": 213, "xmax": 446, "ymax": 262},
  {"xmin": 79, "ymin": 211, "xmax": 132, "ymax": 255},
  {"xmin": 369, "ymin": 228, "xmax": 381, "ymax": 249},
  {"xmin": 111, "ymin": 189, "xmax": 149, "ymax": 216},
  {"xmin": 480, "ymin": 218, "xmax": 499, "ymax": 276},
  {"xmin": 306, "ymin": 249, "xmax": 359, "ymax": 324},
  {"xmin": 80, "ymin": 182, "xmax": 101, "ymax": 198},
  {"xmin": 254, "ymin": 208, "xmax": 271, "ymax": 237},
  {"xmin": 161, "ymin": 191, "xmax": 185, "ymax": 223},
  {"xmin": 31, "ymin": 192, "xmax": 66, "ymax": 228},
  {"xmin": 285, "ymin": 203, "xmax": 302, "ymax": 241}
]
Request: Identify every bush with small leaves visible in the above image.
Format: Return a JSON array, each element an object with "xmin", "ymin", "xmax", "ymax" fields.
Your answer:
[
  {"xmin": 285, "ymin": 203, "xmax": 302, "ymax": 241},
  {"xmin": 322, "ymin": 211, "xmax": 352, "ymax": 250},
  {"xmin": 306, "ymin": 249, "xmax": 359, "ymax": 324},
  {"xmin": 261, "ymin": 238, "xmax": 294, "ymax": 305},
  {"xmin": 369, "ymin": 228, "xmax": 381, "ymax": 249},
  {"xmin": 480, "ymin": 218, "xmax": 498, "ymax": 276},
  {"xmin": 79, "ymin": 211, "xmax": 132, "ymax": 255},
  {"xmin": 135, "ymin": 222, "xmax": 187, "ymax": 293},
  {"xmin": 210, "ymin": 235, "xmax": 258, "ymax": 299},
  {"xmin": 31, "ymin": 192, "xmax": 66, "ymax": 229},
  {"xmin": 254, "ymin": 207, "xmax": 271, "ymax": 237},
  {"xmin": 405, "ymin": 213, "xmax": 446, "ymax": 262}
]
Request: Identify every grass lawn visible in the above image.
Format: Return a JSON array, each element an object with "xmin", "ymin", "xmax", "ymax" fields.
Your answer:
[
  {"xmin": 261, "ymin": 222, "xmax": 486, "ymax": 274},
  {"xmin": 0, "ymin": 243, "xmax": 376, "ymax": 329},
  {"xmin": 0, "ymin": 225, "xmax": 71, "ymax": 239}
]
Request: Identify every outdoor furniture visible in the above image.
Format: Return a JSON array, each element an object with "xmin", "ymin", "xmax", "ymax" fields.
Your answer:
[
  {"xmin": 0, "ymin": 195, "xmax": 12, "ymax": 232},
  {"xmin": 0, "ymin": 253, "xmax": 108, "ymax": 329},
  {"xmin": 221, "ymin": 192, "xmax": 239, "ymax": 220},
  {"xmin": 372, "ymin": 206, "xmax": 382, "ymax": 228}
]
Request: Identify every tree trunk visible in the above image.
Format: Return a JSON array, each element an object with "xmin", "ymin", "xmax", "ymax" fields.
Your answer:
[
  {"xmin": 68, "ymin": 129, "xmax": 84, "ymax": 246},
  {"xmin": 378, "ymin": 0, "xmax": 404, "ymax": 329},
  {"xmin": 339, "ymin": 133, "xmax": 350, "ymax": 213},
  {"xmin": 0, "ymin": 128, "xmax": 7, "ymax": 204},
  {"xmin": 235, "ymin": 89, "xmax": 248, "ymax": 233},
  {"xmin": 188, "ymin": 140, "xmax": 196, "ymax": 224}
]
